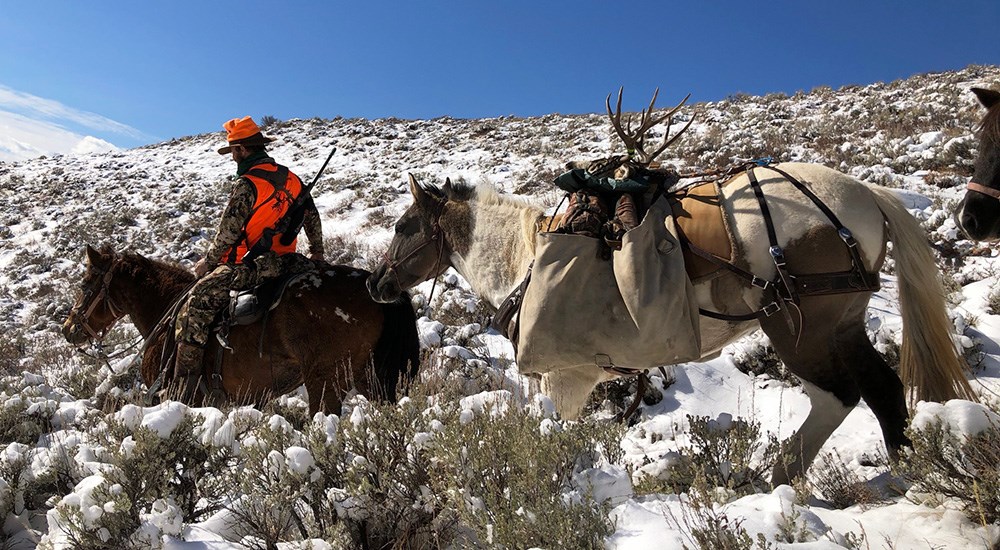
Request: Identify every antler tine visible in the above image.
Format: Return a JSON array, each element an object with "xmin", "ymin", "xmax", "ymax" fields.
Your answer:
[
  {"xmin": 644, "ymin": 113, "xmax": 696, "ymax": 164},
  {"xmin": 635, "ymin": 92, "xmax": 693, "ymax": 164},
  {"xmin": 636, "ymin": 88, "xmax": 664, "ymax": 134},
  {"xmin": 606, "ymin": 87, "xmax": 693, "ymax": 164},
  {"xmin": 606, "ymin": 87, "xmax": 637, "ymax": 152},
  {"xmin": 661, "ymin": 93, "xmax": 691, "ymax": 123}
]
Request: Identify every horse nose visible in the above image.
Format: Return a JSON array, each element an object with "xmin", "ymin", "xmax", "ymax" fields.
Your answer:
[
  {"xmin": 61, "ymin": 318, "xmax": 83, "ymax": 344},
  {"xmin": 367, "ymin": 264, "xmax": 401, "ymax": 303},
  {"xmin": 959, "ymin": 210, "xmax": 980, "ymax": 239},
  {"xmin": 366, "ymin": 265, "xmax": 385, "ymax": 296}
]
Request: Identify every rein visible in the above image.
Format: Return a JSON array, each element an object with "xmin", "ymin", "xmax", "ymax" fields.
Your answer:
[{"xmin": 968, "ymin": 181, "xmax": 1000, "ymax": 200}]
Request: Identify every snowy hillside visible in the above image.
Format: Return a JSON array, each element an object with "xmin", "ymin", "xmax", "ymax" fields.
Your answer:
[{"xmin": 1, "ymin": 65, "xmax": 1000, "ymax": 548}]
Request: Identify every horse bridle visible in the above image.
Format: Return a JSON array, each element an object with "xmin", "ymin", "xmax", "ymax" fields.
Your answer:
[
  {"xmin": 382, "ymin": 206, "xmax": 448, "ymax": 303},
  {"xmin": 70, "ymin": 254, "xmax": 126, "ymax": 342},
  {"xmin": 968, "ymin": 181, "xmax": 1000, "ymax": 201}
]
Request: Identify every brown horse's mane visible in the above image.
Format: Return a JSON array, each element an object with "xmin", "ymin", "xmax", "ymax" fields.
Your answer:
[{"xmin": 103, "ymin": 245, "xmax": 195, "ymax": 295}]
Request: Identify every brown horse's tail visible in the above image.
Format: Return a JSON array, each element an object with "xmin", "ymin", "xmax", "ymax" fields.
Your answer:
[
  {"xmin": 869, "ymin": 185, "xmax": 977, "ymax": 404},
  {"xmin": 372, "ymin": 291, "xmax": 421, "ymax": 400}
]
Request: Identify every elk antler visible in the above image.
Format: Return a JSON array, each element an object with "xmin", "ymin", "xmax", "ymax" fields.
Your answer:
[{"xmin": 605, "ymin": 87, "xmax": 694, "ymax": 165}]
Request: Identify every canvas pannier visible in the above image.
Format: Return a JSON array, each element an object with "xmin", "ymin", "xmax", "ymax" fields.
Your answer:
[{"xmin": 516, "ymin": 195, "xmax": 701, "ymax": 374}]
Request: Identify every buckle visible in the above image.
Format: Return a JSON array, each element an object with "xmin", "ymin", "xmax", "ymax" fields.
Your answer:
[
  {"xmin": 751, "ymin": 276, "xmax": 770, "ymax": 289},
  {"xmin": 838, "ymin": 228, "xmax": 858, "ymax": 247},
  {"xmin": 762, "ymin": 302, "xmax": 781, "ymax": 317},
  {"xmin": 769, "ymin": 245, "xmax": 786, "ymax": 266}
]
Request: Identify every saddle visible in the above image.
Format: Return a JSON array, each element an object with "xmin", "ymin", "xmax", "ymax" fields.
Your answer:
[
  {"xmin": 214, "ymin": 271, "xmax": 316, "ymax": 360},
  {"xmin": 495, "ymin": 162, "xmax": 881, "ymax": 342},
  {"xmin": 668, "ymin": 180, "xmax": 735, "ymax": 282},
  {"xmin": 224, "ymin": 270, "xmax": 313, "ymax": 327}
]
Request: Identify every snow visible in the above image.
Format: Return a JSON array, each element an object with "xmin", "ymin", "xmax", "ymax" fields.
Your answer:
[
  {"xmin": 140, "ymin": 401, "xmax": 189, "ymax": 437},
  {"xmin": 1, "ymin": 65, "xmax": 999, "ymax": 548}
]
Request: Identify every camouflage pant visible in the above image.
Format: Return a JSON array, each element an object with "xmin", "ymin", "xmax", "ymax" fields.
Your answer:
[{"xmin": 174, "ymin": 252, "xmax": 317, "ymax": 346}]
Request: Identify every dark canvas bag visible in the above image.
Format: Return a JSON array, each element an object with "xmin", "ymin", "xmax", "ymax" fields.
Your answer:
[{"xmin": 517, "ymin": 196, "xmax": 701, "ymax": 374}]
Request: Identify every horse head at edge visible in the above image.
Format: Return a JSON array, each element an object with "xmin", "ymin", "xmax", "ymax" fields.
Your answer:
[{"xmin": 957, "ymin": 87, "xmax": 1000, "ymax": 241}]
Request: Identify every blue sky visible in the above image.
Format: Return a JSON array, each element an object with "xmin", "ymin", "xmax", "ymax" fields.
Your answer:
[{"xmin": 0, "ymin": 1, "xmax": 997, "ymax": 153}]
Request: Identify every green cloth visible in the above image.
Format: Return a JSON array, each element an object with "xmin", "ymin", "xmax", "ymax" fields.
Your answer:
[
  {"xmin": 553, "ymin": 168, "xmax": 657, "ymax": 193},
  {"xmin": 236, "ymin": 151, "xmax": 273, "ymax": 176}
]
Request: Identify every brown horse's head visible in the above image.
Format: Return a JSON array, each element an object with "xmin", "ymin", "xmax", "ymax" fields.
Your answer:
[
  {"xmin": 957, "ymin": 87, "xmax": 1000, "ymax": 241},
  {"xmin": 367, "ymin": 174, "xmax": 459, "ymax": 303},
  {"xmin": 62, "ymin": 244, "xmax": 126, "ymax": 346}
]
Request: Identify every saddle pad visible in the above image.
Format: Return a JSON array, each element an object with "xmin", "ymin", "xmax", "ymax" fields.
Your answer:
[{"xmin": 669, "ymin": 181, "xmax": 735, "ymax": 282}]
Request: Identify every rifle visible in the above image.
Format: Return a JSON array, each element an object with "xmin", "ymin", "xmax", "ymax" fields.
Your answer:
[{"xmin": 242, "ymin": 144, "xmax": 337, "ymax": 265}]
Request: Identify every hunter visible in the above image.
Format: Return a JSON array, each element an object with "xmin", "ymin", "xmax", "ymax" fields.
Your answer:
[{"xmin": 173, "ymin": 116, "xmax": 325, "ymax": 399}]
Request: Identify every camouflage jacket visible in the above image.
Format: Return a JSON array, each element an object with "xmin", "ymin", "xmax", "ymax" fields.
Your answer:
[{"xmin": 205, "ymin": 158, "xmax": 324, "ymax": 268}]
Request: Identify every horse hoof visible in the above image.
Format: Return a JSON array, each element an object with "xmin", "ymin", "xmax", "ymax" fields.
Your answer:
[{"xmin": 642, "ymin": 386, "xmax": 663, "ymax": 406}]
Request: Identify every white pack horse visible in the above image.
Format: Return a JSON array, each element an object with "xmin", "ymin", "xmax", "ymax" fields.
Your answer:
[{"xmin": 369, "ymin": 93, "xmax": 975, "ymax": 484}]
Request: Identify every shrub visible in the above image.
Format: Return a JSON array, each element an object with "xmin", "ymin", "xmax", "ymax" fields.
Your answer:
[
  {"xmin": 636, "ymin": 414, "xmax": 781, "ymax": 498},
  {"xmin": 898, "ymin": 414, "xmax": 1000, "ymax": 524},
  {"xmin": 811, "ymin": 451, "xmax": 886, "ymax": 509},
  {"xmin": 429, "ymin": 398, "xmax": 620, "ymax": 548},
  {"xmin": 729, "ymin": 336, "xmax": 800, "ymax": 387},
  {"xmin": 46, "ymin": 410, "xmax": 243, "ymax": 548},
  {"xmin": 668, "ymin": 483, "xmax": 775, "ymax": 550},
  {"xmin": 0, "ymin": 334, "xmax": 27, "ymax": 375}
]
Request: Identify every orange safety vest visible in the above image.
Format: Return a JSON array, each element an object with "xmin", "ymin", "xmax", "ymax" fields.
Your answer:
[{"xmin": 225, "ymin": 162, "xmax": 303, "ymax": 264}]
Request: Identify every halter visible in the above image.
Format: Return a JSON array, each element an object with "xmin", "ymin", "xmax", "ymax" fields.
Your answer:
[
  {"xmin": 382, "ymin": 208, "xmax": 448, "ymax": 305},
  {"xmin": 968, "ymin": 181, "xmax": 1000, "ymax": 201},
  {"xmin": 70, "ymin": 254, "xmax": 126, "ymax": 341}
]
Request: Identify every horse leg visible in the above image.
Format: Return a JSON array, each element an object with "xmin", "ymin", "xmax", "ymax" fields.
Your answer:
[
  {"xmin": 540, "ymin": 366, "xmax": 615, "ymax": 420},
  {"xmin": 760, "ymin": 307, "xmax": 860, "ymax": 486},
  {"xmin": 303, "ymin": 359, "xmax": 353, "ymax": 414},
  {"xmin": 835, "ymin": 323, "xmax": 910, "ymax": 461}
]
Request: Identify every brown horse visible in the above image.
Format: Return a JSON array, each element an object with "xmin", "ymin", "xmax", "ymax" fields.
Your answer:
[
  {"xmin": 367, "ymin": 91, "xmax": 977, "ymax": 484},
  {"xmin": 957, "ymin": 87, "xmax": 1000, "ymax": 241},
  {"xmin": 63, "ymin": 245, "xmax": 420, "ymax": 413}
]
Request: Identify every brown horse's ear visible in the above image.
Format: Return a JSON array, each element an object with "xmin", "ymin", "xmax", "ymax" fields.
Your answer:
[
  {"xmin": 442, "ymin": 177, "xmax": 455, "ymax": 199},
  {"xmin": 85, "ymin": 244, "xmax": 103, "ymax": 266},
  {"xmin": 972, "ymin": 88, "xmax": 1000, "ymax": 109}
]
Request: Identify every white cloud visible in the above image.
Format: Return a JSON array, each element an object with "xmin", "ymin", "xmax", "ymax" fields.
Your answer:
[
  {"xmin": 0, "ymin": 110, "xmax": 118, "ymax": 162},
  {"xmin": 0, "ymin": 84, "xmax": 149, "ymax": 142}
]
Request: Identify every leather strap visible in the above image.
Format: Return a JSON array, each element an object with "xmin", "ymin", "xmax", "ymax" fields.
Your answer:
[
  {"xmin": 747, "ymin": 168, "xmax": 799, "ymax": 305},
  {"xmin": 969, "ymin": 181, "xmax": 1000, "ymax": 200},
  {"xmin": 673, "ymin": 164, "xmax": 881, "ymax": 324},
  {"xmin": 762, "ymin": 165, "xmax": 878, "ymax": 290},
  {"xmin": 490, "ymin": 263, "xmax": 532, "ymax": 351}
]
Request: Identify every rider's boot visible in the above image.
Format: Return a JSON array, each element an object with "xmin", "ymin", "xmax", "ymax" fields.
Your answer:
[
  {"xmin": 615, "ymin": 193, "xmax": 639, "ymax": 232},
  {"xmin": 173, "ymin": 341, "xmax": 205, "ymax": 403}
]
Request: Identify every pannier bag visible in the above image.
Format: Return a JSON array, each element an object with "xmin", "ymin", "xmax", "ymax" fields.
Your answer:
[{"xmin": 517, "ymin": 195, "xmax": 701, "ymax": 374}]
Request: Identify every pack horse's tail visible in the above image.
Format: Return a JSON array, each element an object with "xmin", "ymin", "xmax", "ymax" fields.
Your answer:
[{"xmin": 869, "ymin": 185, "xmax": 976, "ymax": 403}]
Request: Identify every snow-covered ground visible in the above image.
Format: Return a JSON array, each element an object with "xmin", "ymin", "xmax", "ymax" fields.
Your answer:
[{"xmin": 1, "ymin": 65, "xmax": 1000, "ymax": 548}]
